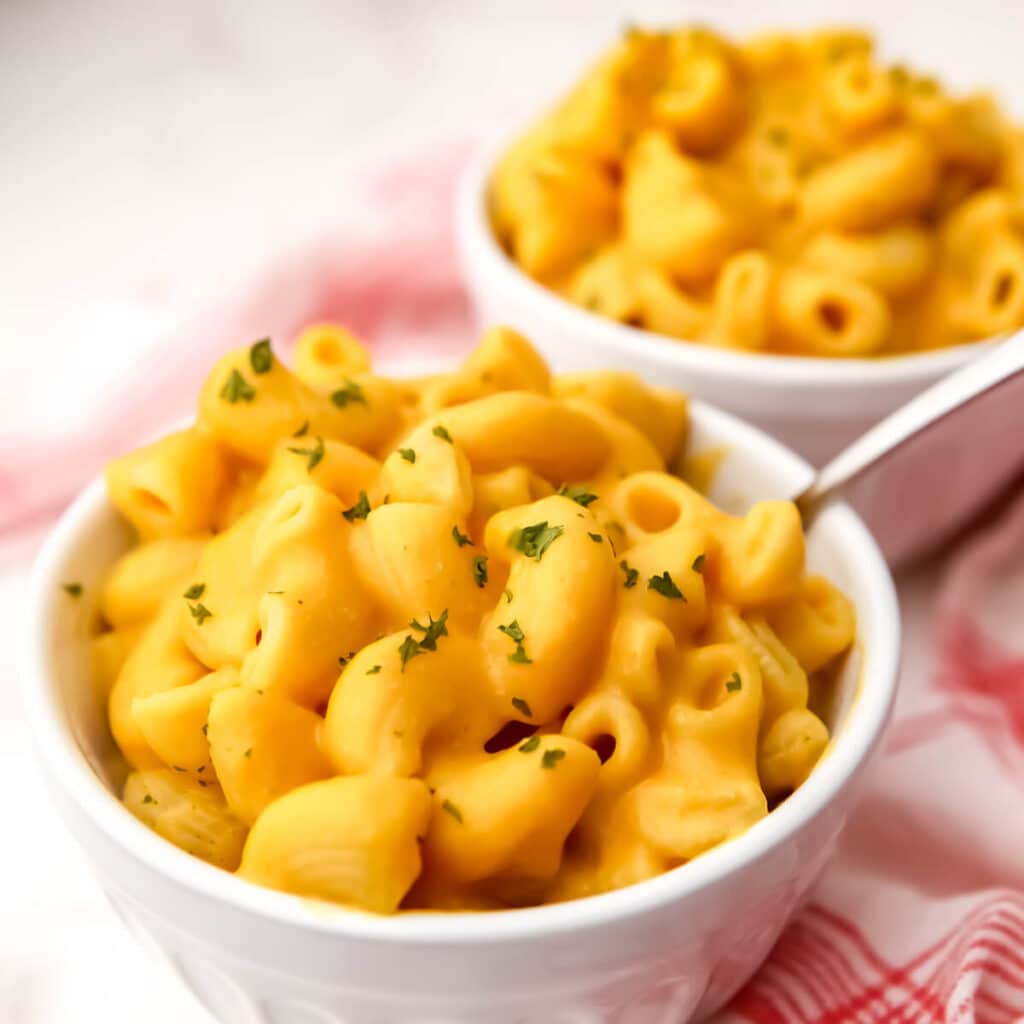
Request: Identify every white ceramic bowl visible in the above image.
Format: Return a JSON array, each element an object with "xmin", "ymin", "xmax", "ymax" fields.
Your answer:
[
  {"xmin": 456, "ymin": 143, "xmax": 995, "ymax": 467},
  {"xmin": 23, "ymin": 400, "xmax": 899, "ymax": 1024}
]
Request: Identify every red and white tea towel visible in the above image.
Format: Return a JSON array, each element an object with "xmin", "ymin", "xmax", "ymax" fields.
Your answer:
[{"xmin": 5, "ymin": 151, "xmax": 1024, "ymax": 1024}]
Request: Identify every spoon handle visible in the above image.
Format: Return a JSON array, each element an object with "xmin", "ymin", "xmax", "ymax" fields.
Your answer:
[{"xmin": 794, "ymin": 334, "xmax": 1024, "ymax": 522}]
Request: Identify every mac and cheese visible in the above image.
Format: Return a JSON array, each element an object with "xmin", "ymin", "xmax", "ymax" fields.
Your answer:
[
  {"xmin": 96, "ymin": 326, "xmax": 855, "ymax": 913},
  {"xmin": 491, "ymin": 26, "xmax": 1024, "ymax": 356}
]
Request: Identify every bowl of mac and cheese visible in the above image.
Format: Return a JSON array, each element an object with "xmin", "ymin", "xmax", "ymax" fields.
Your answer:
[
  {"xmin": 457, "ymin": 26, "xmax": 1024, "ymax": 463},
  {"xmin": 25, "ymin": 327, "xmax": 899, "ymax": 1022}
]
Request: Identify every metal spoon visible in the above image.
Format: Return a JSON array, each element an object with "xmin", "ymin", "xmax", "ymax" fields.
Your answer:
[{"xmin": 792, "ymin": 334, "xmax": 1024, "ymax": 567}]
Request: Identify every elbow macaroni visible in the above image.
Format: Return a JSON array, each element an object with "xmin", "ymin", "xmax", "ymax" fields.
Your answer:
[
  {"xmin": 98, "ymin": 328, "xmax": 854, "ymax": 913},
  {"xmin": 491, "ymin": 25, "xmax": 1024, "ymax": 355}
]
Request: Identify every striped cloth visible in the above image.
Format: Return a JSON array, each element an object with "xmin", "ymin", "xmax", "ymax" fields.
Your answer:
[{"xmin": 7, "ymin": 150, "xmax": 1024, "ymax": 1024}]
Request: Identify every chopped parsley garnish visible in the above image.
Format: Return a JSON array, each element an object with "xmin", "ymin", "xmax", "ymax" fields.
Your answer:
[
  {"xmin": 267, "ymin": 590, "xmax": 284, "ymax": 595},
  {"xmin": 398, "ymin": 635, "xmax": 421, "ymax": 670},
  {"xmin": 287, "ymin": 434, "xmax": 325, "ymax": 472},
  {"xmin": 558, "ymin": 484, "xmax": 598, "ymax": 507},
  {"xmin": 692, "ymin": 553, "xmax": 705, "ymax": 573},
  {"xmin": 498, "ymin": 620, "xmax": 525, "ymax": 643},
  {"xmin": 292, "ymin": 420, "xmax": 309, "ymax": 438},
  {"xmin": 619, "ymin": 560, "xmax": 639, "ymax": 589},
  {"xmin": 441, "ymin": 799, "xmax": 463, "ymax": 823},
  {"xmin": 188, "ymin": 602, "xmax": 213, "ymax": 625},
  {"xmin": 473, "ymin": 555, "xmax": 488, "ymax": 588},
  {"xmin": 519, "ymin": 735, "xmax": 540, "ymax": 753},
  {"xmin": 499, "ymin": 620, "xmax": 532, "ymax": 664},
  {"xmin": 398, "ymin": 447, "xmax": 416, "ymax": 463},
  {"xmin": 511, "ymin": 696, "xmax": 533, "ymax": 718},
  {"xmin": 142, "ymin": 794, "xmax": 156, "ymax": 805},
  {"xmin": 648, "ymin": 571, "xmax": 685, "ymax": 600},
  {"xmin": 342, "ymin": 490, "xmax": 371, "ymax": 521},
  {"xmin": 244, "ymin": 747, "xmax": 252, "ymax": 758},
  {"xmin": 503, "ymin": 588, "xmax": 513, "ymax": 604},
  {"xmin": 432, "ymin": 424, "xmax": 453, "ymax": 443},
  {"xmin": 337, "ymin": 651, "xmax": 355, "ymax": 668},
  {"xmin": 249, "ymin": 338, "xmax": 273, "ymax": 374},
  {"xmin": 410, "ymin": 609, "xmax": 449, "ymax": 651},
  {"xmin": 588, "ymin": 532, "xmax": 603, "ymax": 543},
  {"xmin": 508, "ymin": 521, "xmax": 564, "ymax": 561},
  {"xmin": 400, "ymin": 609, "xmax": 450, "ymax": 670},
  {"xmin": 541, "ymin": 748, "xmax": 566, "ymax": 770},
  {"xmin": 366, "ymin": 664, "xmax": 382, "ymax": 675},
  {"xmin": 183, "ymin": 583, "xmax": 205, "ymax": 600},
  {"xmin": 62, "ymin": 582, "xmax": 83, "ymax": 598},
  {"xmin": 201, "ymin": 723, "xmax": 208, "ymax": 737},
  {"xmin": 330, "ymin": 379, "xmax": 366, "ymax": 408},
  {"xmin": 220, "ymin": 368, "xmax": 255, "ymax": 403},
  {"xmin": 452, "ymin": 525, "xmax": 472, "ymax": 547},
  {"xmin": 726, "ymin": 672, "xmax": 742, "ymax": 692}
]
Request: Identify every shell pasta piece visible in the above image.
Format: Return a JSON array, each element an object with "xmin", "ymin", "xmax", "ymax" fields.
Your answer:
[{"xmin": 99, "ymin": 329, "xmax": 854, "ymax": 912}]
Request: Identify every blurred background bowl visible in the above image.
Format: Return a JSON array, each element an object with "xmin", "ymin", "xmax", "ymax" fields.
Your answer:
[{"xmin": 456, "ymin": 142, "xmax": 998, "ymax": 469}]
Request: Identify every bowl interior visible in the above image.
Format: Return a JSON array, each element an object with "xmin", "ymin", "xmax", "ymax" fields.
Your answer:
[{"xmin": 25, "ymin": 397, "xmax": 898, "ymax": 939}]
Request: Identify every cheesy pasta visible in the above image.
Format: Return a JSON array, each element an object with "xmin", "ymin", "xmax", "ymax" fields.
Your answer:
[
  {"xmin": 491, "ymin": 26, "xmax": 1024, "ymax": 356},
  {"xmin": 96, "ymin": 326, "xmax": 854, "ymax": 913}
]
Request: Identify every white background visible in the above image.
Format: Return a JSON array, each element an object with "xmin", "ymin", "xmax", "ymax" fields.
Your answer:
[{"xmin": 1, "ymin": 2, "xmax": 1022, "ymax": 1021}]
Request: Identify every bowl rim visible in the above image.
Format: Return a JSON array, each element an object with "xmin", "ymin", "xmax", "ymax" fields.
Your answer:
[
  {"xmin": 455, "ymin": 141, "xmax": 997, "ymax": 388},
  {"xmin": 23, "ymin": 399, "xmax": 900, "ymax": 946}
]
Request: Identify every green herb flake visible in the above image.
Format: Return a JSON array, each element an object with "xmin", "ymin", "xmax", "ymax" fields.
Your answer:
[
  {"xmin": 342, "ymin": 490, "xmax": 371, "ymax": 522},
  {"xmin": 498, "ymin": 620, "xmax": 525, "ymax": 643},
  {"xmin": 330, "ymin": 379, "xmax": 367, "ymax": 408},
  {"xmin": 542, "ymin": 748, "xmax": 566, "ymax": 770},
  {"xmin": 509, "ymin": 645, "xmax": 532, "ymax": 664},
  {"xmin": 398, "ymin": 634, "xmax": 421, "ymax": 671},
  {"xmin": 519, "ymin": 735, "xmax": 541, "ymax": 753},
  {"xmin": 726, "ymin": 672, "xmax": 742, "ymax": 692},
  {"xmin": 508, "ymin": 521, "xmax": 564, "ymax": 561},
  {"xmin": 249, "ymin": 338, "xmax": 273, "ymax": 374},
  {"xmin": 511, "ymin": 696, "xmax": 533, "ymax": 719},
  {"xmin": 473, "ymin": 555, "xmax": 488, "ymax": 588},
  {"xmin": 503, "ymin": 588, "xmax": 513, "ymax": 604},
  {"xmin": 432, "ymin": 424, "xmax": 453, "ymax": 444},
  {"xmin": 219, "ymin": 368, "xmax": 255, "ymax": 403},
  {"xmin": 588, "ymin": 532, "xmax": 603, "ymax": 543},
  {"xmin": 648, "ymin": 571, "xmax": 685, "ymax": 600},
  {"xmin": 337, "ymin": 650, "xmax": 355, "ymax": 668},
  {"xmin": 244, "ymin": 747, "xmax": 253, "ymax": 759},
  {"xmin": 441, "ymin": 799, "xmax": 463, "ymax": 824},
  {"xmin": 142, "ymin": 793, "xmax": 156, "ymax": 805},
  {"xmin": 619, "ymin": 560, "xmax": 639, "ymax": 589},
  {"xmin": 409, "ymin": 609, "xmax": 449, "ymax": 651},
  {"xmin": 557, "ymin": 484, "xmax": 598, "ymax": 507},
  {"xmin": 691, "ymin": 553, "xmax": 705, "ymax": 574},
  {"xmin": 398, "ymin": 447, "xmax": 417, "ymax": 463},
  {"xmin": 62, "ymin": 583, "xmax": 83, "ymax": 598},
  {"xmin": 366, "ymin": 664, "xmax": 382, "ymax": 675},
  {"xmin": 189, "ymin": 602, "xmax": 213, "ymax": 625},
  {"xmin": 452, "ymin": 525, "xmax": 472, "ymax": 547},
  {"xmin": 201, "ymin": 723, "xmax": 208, "ymax": 737},
  {"xmin": 183, "ymin": 583, "xmax": 205, "ymax": 600},
  {"xmin": 287, "ymin": 434, "xmax": 325, "ymax": 472},
  {"xmin": 292, "ymin": 420, "xmax": 309, "ymax": 438}
]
